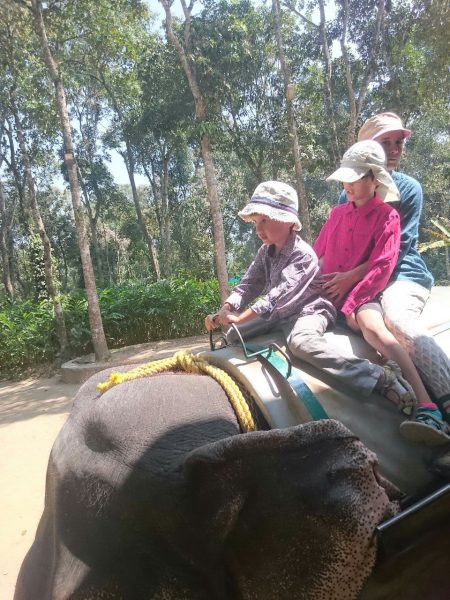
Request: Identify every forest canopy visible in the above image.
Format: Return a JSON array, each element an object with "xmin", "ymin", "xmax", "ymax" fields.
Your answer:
[{"xmin": 0, "ymin": 0, "xmax": 448, "ymax": 375}]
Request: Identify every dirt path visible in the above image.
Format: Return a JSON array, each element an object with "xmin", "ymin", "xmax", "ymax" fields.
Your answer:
[{"xmin": 0, "ymin": 376, "xmax": 80, "ymax": 600}]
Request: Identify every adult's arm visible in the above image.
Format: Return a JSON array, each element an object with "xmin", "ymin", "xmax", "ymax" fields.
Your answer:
[{"xmin": 395, "ymin": 176, "xmax": 423, "ymax": 267}]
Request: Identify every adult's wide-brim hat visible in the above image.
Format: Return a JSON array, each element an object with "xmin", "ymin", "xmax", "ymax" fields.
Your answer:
[
  {"xmin": 326, "ymin": 140, "xmax": 400, "ymax": 202},
  {"xmin": 238, "ymin": 181, "xmax": 302, "ymax": 231},
  {"xmin": 358, "ymin": 112, "xmax": 412, "ymax": 141}
]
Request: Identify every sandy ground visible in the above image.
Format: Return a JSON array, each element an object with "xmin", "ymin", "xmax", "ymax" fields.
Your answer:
[{"xmin": 0, "ymin": 376, "xmax": 80, "ymax": 600}]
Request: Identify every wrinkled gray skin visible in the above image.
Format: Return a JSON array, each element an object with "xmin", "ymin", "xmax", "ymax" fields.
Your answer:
[{"xmin": 15, "ymin": 366, "xmax": 399, "ymax": 600}]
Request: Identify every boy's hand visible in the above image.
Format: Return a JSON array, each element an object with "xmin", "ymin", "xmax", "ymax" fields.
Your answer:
[
  {"xmin": 205, "ymin": 304, "xmax": 234, "ymax": 330},
  {"xmin": 223, "ymin": 308, "xmax": 257, "ymax": 326},
  {"xmin": 224, "ymin": 313, "xmax": 240, "ymax": 324},
  {"xmin": 204, "ymin": 314, "xmax": 219, "ymax": 331}
]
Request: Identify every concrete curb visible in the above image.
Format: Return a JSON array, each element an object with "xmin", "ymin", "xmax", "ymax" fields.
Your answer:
[{"xmin": 60, "ymin": 335, "xmax": 211, "ymax": 384}]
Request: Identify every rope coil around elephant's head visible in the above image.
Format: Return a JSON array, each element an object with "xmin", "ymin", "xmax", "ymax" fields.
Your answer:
[{"xmin": 97, "ymin": 350, "xmax": 257, "ymax": 433}]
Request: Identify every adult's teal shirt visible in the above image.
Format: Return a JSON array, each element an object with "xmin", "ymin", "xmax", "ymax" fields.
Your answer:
[{"xmin": 338, "ymin": 170, "xmax": 433, "ymax": 290}]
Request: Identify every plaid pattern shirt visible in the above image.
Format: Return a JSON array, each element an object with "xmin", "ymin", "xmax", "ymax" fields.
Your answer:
[{"xmin": 226, "ymin": 232, "xmax": 336, "ymax": 323}]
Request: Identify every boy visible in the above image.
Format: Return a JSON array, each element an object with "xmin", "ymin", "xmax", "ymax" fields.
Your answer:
[
  {"xmin": 205, "ymin": 180, "xmax": 414, "ymax": 422},
  {"xmin": 205, "ymin": 181, "xmax": 335, "ymax": 336}
]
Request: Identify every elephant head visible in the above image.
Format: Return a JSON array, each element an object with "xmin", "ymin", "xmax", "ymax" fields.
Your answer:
[{"xmin": 15, "ymin": 367, "xmax": 399, "ymax": 600}]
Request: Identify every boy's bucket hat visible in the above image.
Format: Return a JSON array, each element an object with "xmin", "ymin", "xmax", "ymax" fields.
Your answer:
[
  {"xmin": 238, "ymin": 181, "xmax": 302, "ymax": 231},
  {"xmin": 327, "ymin": 140, "xmax": 399, "ymax": 202},
  {"xmin": 358, "ymin": 112, "xmax": 412, "ymax": 141}
]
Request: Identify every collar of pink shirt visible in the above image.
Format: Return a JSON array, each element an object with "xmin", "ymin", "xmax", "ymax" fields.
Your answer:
[{"xmin": 342, "ymin": 193, "xmax": 384, "ymax": 216}]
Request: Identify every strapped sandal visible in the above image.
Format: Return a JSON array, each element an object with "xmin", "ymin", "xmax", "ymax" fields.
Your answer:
[{"xmin": 384, "ymin": 360, "xmax": 417, "ymax": 416}]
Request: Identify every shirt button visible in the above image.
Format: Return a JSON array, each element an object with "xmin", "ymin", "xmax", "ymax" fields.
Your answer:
[
  {"xmin": 349, "ymin": 228, "xmax": 352, "ymax": 232},
  {"xmin": 338, "ymin": 264, "xmax": 342, "ymax": 268},
  {"xmin": 345, "ymin": 248, "xmax": 348, "ymax": 251}
]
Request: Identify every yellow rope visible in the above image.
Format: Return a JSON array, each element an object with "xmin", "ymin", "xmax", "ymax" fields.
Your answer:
[{"xmin": 97, "ymin": 350, "xmax": 256, "ymax": 433}]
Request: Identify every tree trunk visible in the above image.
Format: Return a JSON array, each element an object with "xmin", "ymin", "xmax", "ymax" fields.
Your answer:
[
  {"xmin": 122, "ymin": 139, "xmax": 161, "ymax": 280},
  {"xmin": 160, "ymin": 0, "xmax": 229, "ymax": 302},
  {"xmin": 317, "ymin": 0, "xmax": 340, "ymax": 164},
  {"xmin": 339, "ymin": 0, "xmax": 358, "ymax": 146},
  {"xmin": 11, "ymin": 94, "xmax": 69, "ymax": 357},
  {"xmin": 338, "ymin": 0, "xmax": 385, "ymax": 144},
  {"xmin": 31, "ymin": 0, "xmax": 110, "ymax": 361},
  {"xmin": 160, "ymin": 154, "xmax": 171, "ymax": 277},
  {"xmin": 5, "ymin": 120, "xmax": 27, "ymax": 219},
  {"xmin": 78, "ymin": 166, "xmax": 104, "ymax": 281},
  {"xmin": 200, "ymin": 133, "xmax": 229, "ymax": 297},
  {"xmin": 355, "ymin": 0, "xmax": 386, "ymax": 118},
  {"xmin": 0, "ymin": 128, "xmax": 14, "ymax": 297},
  {"xmin": 98, "ymin": 76, "xmax": 161, "ymax": 282},
  {"xmin": 139, "ymin": 147, "xmax": 172, "ymax": 278},
  {"xmin": 0, "ymin": 176, "xmax": 14, "ymax": 299},
  {"xmin": 272, "ymin": 0, "xmax": 312, "ymax": 243}
]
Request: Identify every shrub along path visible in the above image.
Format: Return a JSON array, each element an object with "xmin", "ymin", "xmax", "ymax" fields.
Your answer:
[{"xmin": 0, "ymin": 333, "xmax": 210, "ymax": 599}]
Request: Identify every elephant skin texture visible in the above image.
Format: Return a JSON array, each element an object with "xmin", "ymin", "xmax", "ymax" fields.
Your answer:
[{"xmin": 15, "ymin": 367, "xmax": 399, "ymax": 600}]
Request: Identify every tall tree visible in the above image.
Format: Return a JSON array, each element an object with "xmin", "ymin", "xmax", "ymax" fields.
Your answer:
[
  {"xmin": 59, "ymin": 0, "xmax": 162, "ymax": 281},
  {"xmin": 337, "ymin": 0, "xmax": 386, "ymax": 144},
  {"xmin": 0, "ymin": 103, "xmax": 14, "ymax": 298},
  {"xmin": 0, "ymin": 162, "xmax": 14, "ymax": 298},
  {"xmin": 272, "ymin": 0, "xmax": 312, "ymax": 242},
  {"xmin": 29, "ymin": 0, "xmax": 110, "ymax": 361},
  {"xmin": 10, "ymin": 89, "xmax": 69, "ymax": 355},
  {"xmin": 159, "ymin": 0, "xmax": 229, "ymax": 302},
  {"xmin": 99, "ymin": 75, "xmax": 161, "ymax": 281},
  {"xmin": 316, "ymin": 0, "xmax": 340, "ymax": 163},
  {"xmin": 133, "ymin": 38, "xmax": 194, "ymax": 278}
]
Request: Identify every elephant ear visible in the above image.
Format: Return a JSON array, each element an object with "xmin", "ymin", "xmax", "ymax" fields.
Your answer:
[{"xmin": 183, "ymin": 419, "xmax": 399, "ymax": 600}]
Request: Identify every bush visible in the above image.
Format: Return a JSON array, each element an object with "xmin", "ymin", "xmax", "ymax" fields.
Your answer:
[
  {"xmin": 0, "ymin": 277, "xmax": 220, "ymax": 379},
  {"xmin": 0, "ymin": 299, "xmax": 57, "ymax": 378},
  {"xmin": 97, "ymin": 277, "xmax": 220, "ymax": 348}
]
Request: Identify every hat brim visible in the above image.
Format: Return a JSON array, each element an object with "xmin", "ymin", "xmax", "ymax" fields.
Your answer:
[
  {"xmin": 326, "ymin": 166, "xmax": 370, "ymax": 183},
  {"xmin": 238, "ymin": 203, "xmax": 302, "ymax": 231},
  {"xmin": 371, "ymin": 126, "xmax": 412, "ymax": 140}
]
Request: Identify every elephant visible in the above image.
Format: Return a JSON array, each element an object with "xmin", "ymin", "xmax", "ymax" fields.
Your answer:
[{"xmin": 15, "ymin": 363, "xmax": 401, "ymax": 600}]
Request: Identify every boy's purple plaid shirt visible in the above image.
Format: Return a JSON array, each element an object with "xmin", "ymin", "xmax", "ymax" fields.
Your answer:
[{"xmin": 226, "ymin": 231, "xmax": 336, "ymax": 323}]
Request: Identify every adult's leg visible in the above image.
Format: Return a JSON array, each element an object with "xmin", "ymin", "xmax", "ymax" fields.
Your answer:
[
  {"xmin": 284, "ymin": 313, "xmax": 381, "ymax": 396},
  {"xmin": 381, "ymin": 281, "xmax": 450, "ymax": 408}
]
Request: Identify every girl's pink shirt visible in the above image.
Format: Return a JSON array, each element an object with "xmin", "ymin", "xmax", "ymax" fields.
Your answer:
[{"xmin": 314, "ymin": 194, "xmax": 400, "ymax": 315}]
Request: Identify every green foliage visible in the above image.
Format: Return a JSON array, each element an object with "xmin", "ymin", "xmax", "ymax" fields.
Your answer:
[
  {"xmin": 419, "ymin": 218, "xmax": 450, "ymax": 253},
  {"xmin": 28, "ymin": 234, "xmax": 48, "ymax": 301},
  {"xmin": 0, "ymin": 277, "xmax": 219, "ymax": 379},
  {"xmin": 1, "ymin": 0, "xmax": 449, "ymax": 373},
  {"xmin": 419, "ymin": 218, "xmax": 450, "ymax": 285},
  {"xmin": 98, "ymin": 278, "xmax": 219, "ymax": 346},
  {"xmin": 0, "ymin": 299, "xmax": 57, "ymax": 378}
]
